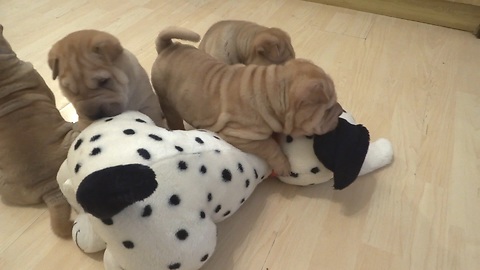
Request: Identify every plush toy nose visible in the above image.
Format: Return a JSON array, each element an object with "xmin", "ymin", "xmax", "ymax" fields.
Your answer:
[{"xmin": 76, "ymin": 164, "xmax": 158, "ymax": 219}]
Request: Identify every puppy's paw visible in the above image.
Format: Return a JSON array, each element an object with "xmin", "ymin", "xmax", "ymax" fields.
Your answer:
[
  {"xmin": 271, "ymin": 160, "xmax": 291, "ymax": 177},
  {"xmin": 52, "ymin": 219, "xmax": 74, "ymax": 239}
]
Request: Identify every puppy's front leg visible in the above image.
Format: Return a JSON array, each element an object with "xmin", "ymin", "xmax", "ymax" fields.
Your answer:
[
  {"xmin": 225, "ymin": 135, "xmax": 291, "ymax": 176},
  {"xmin": 140, "ymin": 98, "xmax": 168, "ymax": 129},
  {"xmin": 43, "ymin": 189, "xmax": 73, "ymax": 238},
  {"xmin": 158, "ymin": 99, "xmax": 185, "ymax": 130}
]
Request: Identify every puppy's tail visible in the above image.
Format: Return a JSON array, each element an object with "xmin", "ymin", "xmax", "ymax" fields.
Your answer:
[{"xmin": 155, "ymin": 26, "xmax": 201, "ymax": 54}]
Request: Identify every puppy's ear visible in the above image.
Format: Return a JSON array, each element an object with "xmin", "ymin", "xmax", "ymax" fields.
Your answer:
[
  {"xmin": 285, "ymin": 79, "xmax": 330, "ymax": 135},
  {"xmin": 295, "ymin": 79, "xmax": 333, "ymax": 106},
  {"xmin": 253, "ymin": 32, "xmax": 281, "ymax": 62},
  {"xmin": 254, "ymin": 28, "xmax": 294, "ymax": 63},
  {"xmin": 47, "ymin": 48, "xmax": 59, "ymax": 80},
  {"xmin": 91, "ymin": 35, "xmax": 123, "ymax": 63}
]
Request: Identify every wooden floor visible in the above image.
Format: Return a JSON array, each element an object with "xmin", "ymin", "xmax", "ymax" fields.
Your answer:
[
  {"xmin": 305, "ymin": 0, "xmax": 480, "ymax": 36},
  {"xmin": 1, "ymin": 0, "xmax": 479, "ymax": 269}
]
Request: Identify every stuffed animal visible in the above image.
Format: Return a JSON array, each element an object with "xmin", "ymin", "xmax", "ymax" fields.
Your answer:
[
  {"xmin": 57, "ymin": 111, "xmax": 393, "ymax": 270},
  {"xmin": 276, "ymin": 112, "xmax": 393, "ymax": 188},
  {"xmin": 56, "ymin": 111, "xmax": 270, "ymax": 270}
]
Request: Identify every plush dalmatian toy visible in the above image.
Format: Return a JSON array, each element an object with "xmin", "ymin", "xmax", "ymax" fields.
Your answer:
[
  {"xmin": 57, "ymin": 111, "xmax": 393, "ymax": 270},
  {"xmin": 276, "ymin": 112, "xmax": 393, "ymax": 189},
  {"xmin": 57, "ymin": 111, "xmax": 270, "ymax": 270}
]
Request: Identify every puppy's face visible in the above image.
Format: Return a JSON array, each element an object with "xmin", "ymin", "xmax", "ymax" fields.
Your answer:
[
  {"xmin": 248, "ymin": 28, "xmax": 295, "ymax": 65},
  {"xmin": 48, "ymin": 30, "xmax": 129, "ymax": 120},
  {"xmin": 284, "ymin": 60, "xmax": 342, "ymax": 137}
]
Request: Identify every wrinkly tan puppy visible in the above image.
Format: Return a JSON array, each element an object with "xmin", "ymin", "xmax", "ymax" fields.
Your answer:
[
  {"xmin": 151, "ymin": 27, "xmax": 342, "ymax": 176},
  {"xmin": 199, "ymin": 20, "xmax": 295, "ymax": 65},
  {"xmin": 0, "ymin": 25, "xmax": 78, "ymax": 238},
  {"xmin": 48, "ymin": 30, "xmax": 166, "ymax": 130}
]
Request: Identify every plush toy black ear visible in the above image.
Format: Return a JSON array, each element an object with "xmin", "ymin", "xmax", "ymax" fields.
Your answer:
[
  {"xmin": 77, "ymin": 164, "xmax": 158, "ymax": 219},
  {"xmin": 313, "ymin": 118, "xmax": 370, "ymax": 190}
]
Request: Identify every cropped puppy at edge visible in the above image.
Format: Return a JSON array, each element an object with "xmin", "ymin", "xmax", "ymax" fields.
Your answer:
[
  {"xmin": 48, "ymin": 29, "xmax": 167, "ymax": 130},
  {"xmin": 0, "ymin": 25, "xmax": 78, "ymax": 238},
  {"xmin": 199, "ymin": 20, "xmax": 295, "ymax": 65},
  {"xmin": 151, "ymin": 27, "xmax": 342, "ymax": 176}
]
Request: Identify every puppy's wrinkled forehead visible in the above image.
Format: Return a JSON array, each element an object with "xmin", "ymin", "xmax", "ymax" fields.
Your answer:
[
  {"xmin": 48, "ymin": 29, "xmax": 123, "ymax": 83},
  {"xmin": 56, "ymin": 30, "xmax": 121, "ymax": 53},
  {"xmin": 291, "ymin": 59, "xmax": 336, "ymax": 100}
]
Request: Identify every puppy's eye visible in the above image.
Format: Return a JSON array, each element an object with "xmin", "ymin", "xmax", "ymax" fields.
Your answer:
[{"xmin": 97, "ymin": 78, "xmax": 110, "ymax": 87}]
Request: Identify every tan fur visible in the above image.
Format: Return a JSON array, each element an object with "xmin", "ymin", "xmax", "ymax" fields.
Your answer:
[
  {"xmin": 151, "ymin": 27, "xmax": 342, "ymax": 176},
  {"xmin": 0, "ymin": 25, "xmax": 78, "ymax": 238},
  {"xmin": 199, "ymin": 20, "xmax": 295, "ymax": 65},
  {"xmin": 48, "ymin": 29, "xmax": 167, "ymax": 130}
]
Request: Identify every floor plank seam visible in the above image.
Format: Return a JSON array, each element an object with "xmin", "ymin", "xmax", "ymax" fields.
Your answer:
[
  {"xmin": 260, "ymin": 232, "xmax": 277, "ymax": 270},
  {"xmin": 0, "ymin": 210, "xmax": 46, "ymax": 255}
]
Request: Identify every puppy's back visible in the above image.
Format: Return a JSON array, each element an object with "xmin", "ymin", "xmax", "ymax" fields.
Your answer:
[{"xmin": 199, "ymin": 20, "xmax": 295, "ymax": 65}]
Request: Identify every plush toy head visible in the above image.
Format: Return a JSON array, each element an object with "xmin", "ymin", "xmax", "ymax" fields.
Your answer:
[
  {"xmin": 277, "ymin": 112, "xmax": 393, "ymax": 189},
  {"xmin": 312, "ymin": 117, "xmax": 370, "ymax": 189},
  {"xmin": 57, "ymin": 111, "xmax": 269, "ymax": 270}
]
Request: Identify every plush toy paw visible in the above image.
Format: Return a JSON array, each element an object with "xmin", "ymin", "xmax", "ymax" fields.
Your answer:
[{"xmin": 72, "ymin": 214, "xmax": 106, "ymax": 253}]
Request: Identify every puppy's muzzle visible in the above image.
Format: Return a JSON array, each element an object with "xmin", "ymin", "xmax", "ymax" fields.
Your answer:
[{"xmin": 90, "ymin": 102, "xmax": 124, "ymax": 120}]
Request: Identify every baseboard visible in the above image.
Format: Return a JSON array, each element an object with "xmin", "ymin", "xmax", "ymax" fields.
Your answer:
[{"xmin": 304, "ymin": 0, "xmax": 480, "ymax": 37}]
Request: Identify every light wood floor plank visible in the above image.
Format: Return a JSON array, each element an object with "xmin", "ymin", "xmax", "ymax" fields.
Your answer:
[{"xmin": 1, "ymin": 0, "xmax": 479, "ymax": 269}]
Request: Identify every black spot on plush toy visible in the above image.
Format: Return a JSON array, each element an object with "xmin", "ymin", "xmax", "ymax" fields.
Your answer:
[
  {"xmin": 57, "ymin": 111, "xmax": 270, "ymax": 270},
  {"xmin": 276, "ymin": 111, "xmax": 393, "ymax": 189}
]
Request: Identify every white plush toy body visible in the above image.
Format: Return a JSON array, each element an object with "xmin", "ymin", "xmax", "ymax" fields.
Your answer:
[
  {"xmin": 57, "ymin": 111, "xmax": 269, "ymax": 270},
  {"xmin": 57, "ymin": 111, "xmax": 393, "ymax": 270}
]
